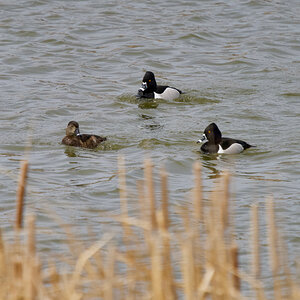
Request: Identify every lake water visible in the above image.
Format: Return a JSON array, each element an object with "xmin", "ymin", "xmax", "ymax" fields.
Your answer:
[{"xmin": 0, "ymin": 0, "xmax": 299, "ymax": 295}]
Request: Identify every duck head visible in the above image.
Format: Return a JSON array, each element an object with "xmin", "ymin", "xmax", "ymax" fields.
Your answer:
[
  {"xmin": 197, "ymin": 123, "xmax": 222, "ymax": 144},
  {"xmin": 66, "ymin": 121, "xmax": 80, "ymax": 137},
  {"xmin": 137, "ymin": 71, "xmax": 157, "ymax": 97}
]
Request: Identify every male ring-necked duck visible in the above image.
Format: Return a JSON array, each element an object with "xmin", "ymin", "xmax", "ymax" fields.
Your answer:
[
  {"xmin": 197, "ymin": 123, "xmax": 253, "ymax": 154},
  {"xmin": 137, "ymin": 71, "xmax": 182, "ymax": 100},
  {"xmin": 62, "ymin": 121, "xmax": 106, "ymax": 149}
]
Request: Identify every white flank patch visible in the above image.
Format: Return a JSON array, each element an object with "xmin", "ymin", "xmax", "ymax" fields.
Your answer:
[
  {"xmin": 218, "ymin": 143, "xmax": 244, "ymax": 154},
  {"xmin": 154, "ymin": 88, "xmax": 180, "ymax": 100}
]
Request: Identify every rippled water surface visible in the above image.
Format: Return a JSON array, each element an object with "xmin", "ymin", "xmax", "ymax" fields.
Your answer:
[{"xmin": 1, "ymin": 0, "xmax": 300, "ymax": 294}]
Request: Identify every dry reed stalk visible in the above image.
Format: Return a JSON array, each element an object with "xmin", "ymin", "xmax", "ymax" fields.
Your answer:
[
  {"xmin": 144, "ymin": 158, "xmax": 157, "ymax": 230},
  {"xmin": 251, "ymin": 204, "xmax": 266, "ymax": 300},
  {"xmin": 203, "ymin": 200, "xmax": 215, "ymax": 295},
  {"xmin": 181, "ymin": 234, "xmax": 196, "ymax": 300},
  {"xmin": 104, "ymin": 246, "xmax": 116, "ymax": 300},
  {"xmin": 266, "ymin": 196, "xmax": 282, "ymax": 300},
  {"xmin": 136, "ymin": 177, "xmax": 152, "ymax": 286},
  {"xmin": 118, "ymin": 156, "xmax": 132, "ymax": 243},
  {"xmin": 149, "ymin": 233, "xmax": 164, "ymax": 299},
  {"xmin": 0, "ymin": 229, "xmax": 4, "ymax": 269},
  {"xmin": 179, "ymin": 204, "xmax": 197, "ymax": 300},
  {"xmin": 192, "ymin": 162, "xmax": 204, "ymax": 287},
  {"xmin": 137, "ymin": 176, "xmax": 157, "ymax": 257},
  {"xmin": 27, "ymin": 215, "xmax": 36, "ymax": 257},
  {"xmin": 193, "ymin": 161, "xmax": 203, "ymax": 222},
  {"xmin": 159, "ymin": 168, "xmax": 176, "ymax": 299},
  {"xmin": 197, "ymin": 267, "xmax": 215, "ymax": 299},
  {"xmin": 251, "ymin": 204, "xmax": 260, "ymax": 279},
  {"xmin": 277, "ymin": 231, "xmax": 294, "ymax": 299},
  {"xmin": 215, "ymin": 233, "xmax": 230, "ymax": 298},
  {"xmin": 46, "ymin": 260, "xmax": 61, "ymax": 296},
  {"xmin": 206, "ymin": 176, "xmax": 233, "ymax": 300},
  {"xmin": 15, "ymin": 160, "xmax": 29, "ymax": 230},
  {"xmin": 71, "ymin": 235, "xmax": 114, "ymax": 295},
  {"xmin": 221, "ymin": 172, "xmax": 230, "ymax": 231},
  {"xmin": 136, "ymin": 178, "xmax": 154, "ymax": 256},
  {"xmin": 181, "ymin": 201, "xmax": 200, "ymax": 296},
  {"xmin": 0, "ymin": 229, "xmax": 3, "ymax": 252},
  {"xmin": 137, "ymin": 180, "xmax": 146, "ymax": 221},
  {"xmin": 160, "ymin": 168, "xmax": 170, "ymax": 230},
  {"xmin": 230, "ymin": 243, "xmax": 240, "ymax": 291},
  {"xmin": 2, "ymin": 157, "xmax": 300, "ymax": 300},
  {"xmin": 134, "ymin": 177, "xmax": 154, "ymax": 297},
  {"xmin": 26, "ymin": 215, "xmax": 38, "ymax": 300}
]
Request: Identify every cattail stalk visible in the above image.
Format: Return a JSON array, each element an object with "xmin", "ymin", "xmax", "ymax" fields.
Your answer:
[
  {"xmin": 27, "ymin": 215, "xmax": 36, "ymax": 257},
  {"xmin": 15, "ymin": 160, "xmax": 29, "ymax": 230},
  {"xmin": 181, "ymin": 208, "xmax": 196, "ymax": 300},
  {"xmin": 159, "ymin": 168, "xmax": 176, "ymax": 299},
  {"xmin": 144, "ymin": 158, "xmax": 157, "ymax": 230},
  {"xmin": 230, "ymin": 243, "xmax": 240, "ymax": 291},
  {"xmin": 150, "ymin": 235, "xmax": 164, "ymax": 299},
  {"xmin": 266, "ymin": 196, "xmax": 282, "ymax": 300},
  {"xmin": 26, "ymin": 216, "xmax": 38, "ymax": 300},
  {"xmin": 221, "ymin": 172, "xmax": 230, "ymax": 231},
  {"xmin": 160, "ymin": 168, "xmax": 170, "ymax": 231},
  {"xmin": 251, "ymin": 204, "xmax": 260, "ymax": 279},
  {"xmin": 118, "ymin": 156, "xmax": 132, "ymax": 241},
  {"xmin": 193, "ymin": 161, "xmax": 203, "ymax": 222}
]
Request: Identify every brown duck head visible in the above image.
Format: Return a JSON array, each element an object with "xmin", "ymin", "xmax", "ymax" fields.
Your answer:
[{"xmin": 66, "ymin": 121, "xmax": 80, "ymax": 137}]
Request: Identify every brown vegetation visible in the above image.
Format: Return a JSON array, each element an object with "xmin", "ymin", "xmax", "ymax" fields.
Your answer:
[{"xmin": 0, "ymin": 158, "xmax": 299, "ymax": 299}]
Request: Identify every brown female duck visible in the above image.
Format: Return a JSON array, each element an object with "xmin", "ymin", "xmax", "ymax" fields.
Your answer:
[{"xmin": 62, "ymin": 121, "xmax": 106, "ymax": 149}]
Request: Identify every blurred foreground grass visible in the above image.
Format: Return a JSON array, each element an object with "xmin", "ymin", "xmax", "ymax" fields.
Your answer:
[{"xmin": 0, "ymin": 158, "xmax": 299, "ymax": 299}]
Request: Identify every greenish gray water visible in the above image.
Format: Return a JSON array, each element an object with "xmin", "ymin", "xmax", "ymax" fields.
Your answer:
[{"xmin": 1, "ymin": 0, "xmax": 300, "ymax": 295}]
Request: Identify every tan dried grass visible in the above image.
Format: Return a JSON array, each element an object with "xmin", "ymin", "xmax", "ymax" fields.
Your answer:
[{"xmin": 0, "ymin": 159, "xmax": 299, "ymax": 299}]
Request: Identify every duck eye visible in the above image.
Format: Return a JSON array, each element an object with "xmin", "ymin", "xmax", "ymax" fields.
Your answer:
[
  {"xmin": 149, "ymin": 79, "xmax": 151, "ymax": 82},
  {"xmin": 208, "ymin": 130, "xmax": 211, "ymax": 134}
]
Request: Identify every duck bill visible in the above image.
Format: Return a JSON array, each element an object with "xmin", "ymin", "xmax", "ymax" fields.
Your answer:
[
  {"xmin": 139, "ymin": 82, "xmax": 147, "ymax": 92},
  {"xmin": 75, "ymin": 128, "xmax": 80, "ymax": 136},
  {"xmin": 137, "ymin": 82, "xmax": 147, "ymax": 98},
  {"xmin": 197, "ymin": 134, "xmax": 207, "ymax": 144}
]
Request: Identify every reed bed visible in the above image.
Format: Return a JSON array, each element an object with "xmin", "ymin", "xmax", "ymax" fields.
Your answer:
[{"xmin": 0, "ymin": 158, "xmax": 299, "ymax": 299}]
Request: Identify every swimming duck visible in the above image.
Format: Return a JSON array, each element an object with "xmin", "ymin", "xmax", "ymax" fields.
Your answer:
[
  {"xmin": 62, "ymin": 121, "xmax": 106, "ymax": 149},
  {"xmin": 197, "ymin": 123, "xmax": 253, "ymax": 154},
  {"xmin": 137, "ymin": 71, "xmax": 182, "ymax": 100}
]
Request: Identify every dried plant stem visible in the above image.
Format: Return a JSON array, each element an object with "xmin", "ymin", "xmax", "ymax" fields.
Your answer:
[
  {"xmin": 104, "ymin": 246, "xmax": 116, "ymax": 300},
  {"xmin": 192, "ymin": 162, "xmax": 205, "ymax": 286},
  {"xmin": 150, "ymin": 234, "xmax": 164, "ymax": 299},
  {"xmin": 159, "ymin": 168, "xmax": 176, "ymax": 299},
  {"xmin": 197, "ymin": 267, "xmax": 215, "ymax": 299},
  {"xmin": 278, "ymin": 232, "xmax": 294, "ymax": 297},
  {"xmin": 251, "ymin": 204, "xmax": 260, "ymax": 279},
  {"xmin": 144, "ymin": 158, "xmax": 157, "ymax": 230},
  {"xmin": 137, "ymin": 180, "xmax": 146, "ymax": 221},
  {"xmin": 266, "ymin": 196, "xmax": 282, "ymax": 300},
  {"xmin": 0, "ymin": 229, "xmax": 4, "ymax": 272},
  {"xmin": 0, "ymin": 157, "xmax": 298, "ymax": 299},
  {"xmin": 15, "ymin": 160, "xmax": 29, "ymax": 230},
  {"xmin": 230, "ymin": 243, "xmax": 240, "ymax": 291},
  {"xmin": 26, "ymin": 216, "xmax": 39, "ymax": 300},
  {"xmin": 180, "ymin": 204, "xmax": 196, "ymax": 299},
  {"xmin": 118, "ymin": 156, "xmax": 132, "ymax": 242},
  {"xmin": 193, "ymin": 161, "xmax": 203, "ymax": 222},
  {"xmin": 27, "ymin": 215, "xmax": 36, "ymax": 257},
  {"xmin": 181, "ymin": 233, "xmax": 196, "ymax": 300},
  {"xmin": 222, "ymin": 172, "xmax": 230, "ymax": 231},
  {"xmin": 160, "ymin": 168, "xmax": 170, "ymax": 230}
]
